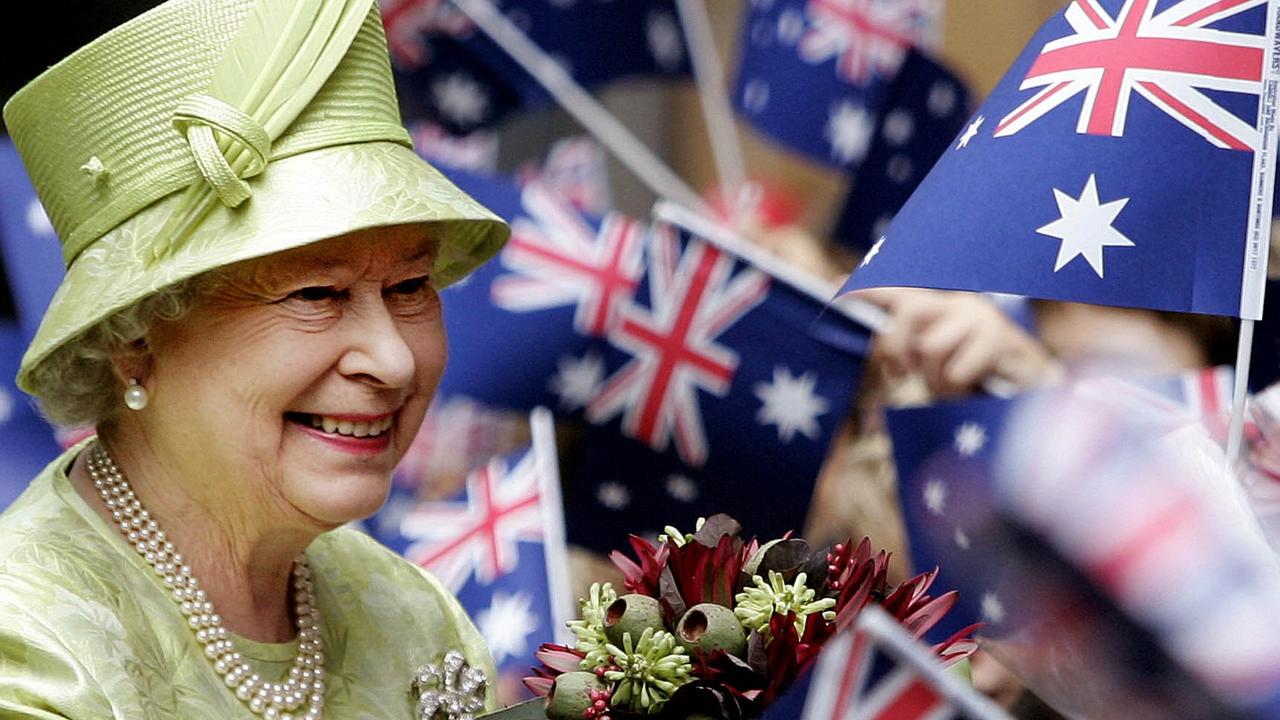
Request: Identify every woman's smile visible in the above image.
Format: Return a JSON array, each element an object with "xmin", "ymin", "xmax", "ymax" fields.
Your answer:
[{"xmin": 288, "ymin": 411, "xmax": 397, "ymax": 456}]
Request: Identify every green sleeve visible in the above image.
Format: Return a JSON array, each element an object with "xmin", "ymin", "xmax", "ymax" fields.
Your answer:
[{"xmin": 0, "ymin": 602, "xmax": 112, "ymax": 719}]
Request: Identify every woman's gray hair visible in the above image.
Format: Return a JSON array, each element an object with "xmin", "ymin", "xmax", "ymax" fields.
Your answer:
[{"xmin": 25, "ymin": 277, "xmax": 203, "ymax": 427}]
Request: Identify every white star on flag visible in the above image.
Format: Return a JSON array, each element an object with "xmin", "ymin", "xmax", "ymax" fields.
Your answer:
[
  {"xmin": 923, "ymin": 479, "xmax": 946, "ymax": 516},
  {"xmin": 826, "ymin": 100, "xmax": 875, "ymax": 164},
  {"xmin": 596, "ymin": 481, "xmax": 631, "ymax": 510},
  {"xmin": 753, "ymin": 365, "xmax": 830, "ymax": 443},
  {"xmin": 646, "ymin": 10, "xmax": 684, "ymax": 71},
  {"xmin": 1036, "ymin": 174, "xmax": 1133, "ymax": 279},
  {"xmin": 954, "ymin": 421, "xmax": 986, "ymax": 456},
  {"xmin": 476, "ymin": 591, "xmax": 539, "ymax": 664},
  {"xmin": 860, "ymin": 236, "xmax": 884, "ymax": 268},
  {"xmin": 957, "ymin": 116, "xmax": 983, "ymax": 149},
  {"xmin": 548, "ymin": 352, "xmax": 605, "ymax": 411},
  {"xmin": 664, "ymin": 474, "xmax": 699, "ymax": 503},
  {"xmin": 882, "ymin": 109, "xmax": 915, "ymax": 147},
  {"xmin": 742, "ymin": 79, "xmax": 771, "ymax": 114},
  {"xmin": 776, "ymin": 8, "xmax": 806, "ymax": 45},
  {"xmin": 980, "ymin": 590, "xmax": 1006, "ymax": 624},
  {"xmin": 927, "ymin": 80, "xmax": 958, "ymax": 118},
  {"xmin": 432, "ymin": 72, "xmax": 490, "ymax": 126}
]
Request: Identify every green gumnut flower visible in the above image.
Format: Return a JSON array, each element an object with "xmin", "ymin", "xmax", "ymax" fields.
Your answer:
[
  {"xmin": 566, "ymin": 582, "xmax": 618, "ymax": 670},
  {"xmin": 603, "ymin": 627, "xmax": 693, "ymax": 714},
  {"xmin": 733, "ymin": 571, "xmax": 836, "ymax": 638}
]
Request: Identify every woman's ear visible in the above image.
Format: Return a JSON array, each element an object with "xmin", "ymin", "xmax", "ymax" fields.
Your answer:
[{"xmin": 109, "ymin": 338, "xmax": 153, "ymax": 387}]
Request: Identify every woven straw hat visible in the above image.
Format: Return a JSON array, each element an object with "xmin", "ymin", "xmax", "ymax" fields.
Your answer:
[{"xmin": 2, "ymin": 0, "xmax": 509, "ymax": 394}]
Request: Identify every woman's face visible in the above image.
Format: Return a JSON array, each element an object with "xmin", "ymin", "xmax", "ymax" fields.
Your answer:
[{"xmin": 137, "ymin": 225, "xmax": 446, "ymax": 530}]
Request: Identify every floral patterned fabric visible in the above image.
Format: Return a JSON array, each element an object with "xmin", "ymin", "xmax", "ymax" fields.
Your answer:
[{"xmin": 0, "ymin": 443, "xmax": 497, "ymax": 719}]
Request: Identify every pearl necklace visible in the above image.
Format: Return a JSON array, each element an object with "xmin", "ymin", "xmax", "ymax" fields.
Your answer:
[{"xmin": 86, "ymin": 441, "xmax": 326, "ymax": 720}]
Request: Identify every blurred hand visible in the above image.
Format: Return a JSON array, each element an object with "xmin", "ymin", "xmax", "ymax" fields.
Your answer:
[{"xmin": 854, "ymin": 288, "xmax": 1061, "ymax": 398}]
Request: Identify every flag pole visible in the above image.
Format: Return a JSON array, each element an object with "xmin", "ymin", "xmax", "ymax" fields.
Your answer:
[
  {"xmin": 1227, "ymin": 320, "xmax": 1255, "ymax": 468},
  {"xmin": 530, "ymin": 406, "xmax": 574, "ymax": 646},
  {"xmin": 449, "ymin": 0, "xmax": 713, "ymax": 217},
  {"xmin": 673, "ymin": 0, "xmax": 752, "ymax": 226},
  {"xmin": 1229, "ymin": 0, "xmax": 1280, "ymax": 468}
]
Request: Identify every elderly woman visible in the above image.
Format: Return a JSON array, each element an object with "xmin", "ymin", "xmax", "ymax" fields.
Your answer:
[{"xmin": 0, "ymin": 1, "xmax": 509, "ymax": 718}]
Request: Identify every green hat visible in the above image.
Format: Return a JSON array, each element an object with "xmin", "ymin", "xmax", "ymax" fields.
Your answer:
[{"xmin": 2, "ymin": 0, "xmax": 510, "ymax": 394}]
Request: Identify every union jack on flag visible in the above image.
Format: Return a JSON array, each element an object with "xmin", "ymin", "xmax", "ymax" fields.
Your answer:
[
  {"xmin": 994, "ymin": 0, "xmax": 1266, "ymax": 150},
  {"xmin": 492, "ymin": 184, "xmax": 646, "ymax": 338},
  {"xmin": 840, "ymin": 0, "xmax": 1280, "ymax": 317},
  {"xmin": 586, "ymin": 228, "xmax": 771, "ymax": 467},
  {"xmin": 763, "ymin": 606, "xmax": 1004, "ymax": 720},
  {"xmin": 798, "ymin": 0, "xmax": 940, "ymax": 84},
  {"xmin": 399, "ymin": 446, "xmax": 546, "ymax": 591}
]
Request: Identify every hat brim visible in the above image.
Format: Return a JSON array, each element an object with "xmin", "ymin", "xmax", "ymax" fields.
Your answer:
[{"xmin": 18, "ymin": 140, "xmax": 509, "ymax": 393}]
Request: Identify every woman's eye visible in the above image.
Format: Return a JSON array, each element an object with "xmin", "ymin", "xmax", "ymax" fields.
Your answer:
[
  {"xmin": 287, "ymin": 286, "xmax": 343, "ymax": 303},
  {"xmin": 387, "ymin": 276, "xmax": 431, "ymax": 296}
]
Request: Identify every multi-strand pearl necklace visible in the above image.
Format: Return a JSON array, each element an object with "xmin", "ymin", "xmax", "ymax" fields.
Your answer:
[{"xmin": 86, "ymin": 441, "xmax": 327, "ymax": 720}]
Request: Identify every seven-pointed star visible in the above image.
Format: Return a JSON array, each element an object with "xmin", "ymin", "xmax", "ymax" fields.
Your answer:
[
  {"xmin": 548, "ymin": 352, "xmax": 605, "ymax": 411},
  {"xmin": 953, "ymin": 421, "xmax": 986, "ymax": 456},
  {"xmin": 476, "ymin": 591, "xmax": 538, "ymax": 665},
  {"xmin": 753, "ymin": 365, "xmax": 830, "ymax": 443},
  {"xmin": 826, "ymin": 100, "xmax": 875, "ymax": 164},
  {"xmin": 1036, "ymin": 174, "xmax": 1133, "ymax": 278}
]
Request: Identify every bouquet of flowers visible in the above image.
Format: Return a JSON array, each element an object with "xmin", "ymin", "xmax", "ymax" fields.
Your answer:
[{"xmin": 523, "ymin": 515, "xmax": 976, "ymax": 720}]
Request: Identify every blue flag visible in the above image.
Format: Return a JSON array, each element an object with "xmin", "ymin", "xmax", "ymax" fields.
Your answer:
[
  {"xmin": 888, "ymin": 371, "xmax": 1280, "ymax": 717},
  {"xmin": 732, "ymin": 0, "xmax": 942, "ymax": 170},
  {"xmin": 369, "ymin": 410, "xmax": 571, "ymax": 704},
  {"xmin": 0, "ymin": 138, "xmax": 65, "ymax": 347},
  {"xmin": 832, "ymin": 48, "xmax": 970, "ymax": 251},
  {"xmin": 383, "ymin": 0, "xmax": 690, "ymax": 134},
  {"xmin": 886, "ymin": 394, "xmax": 1015, "ymax": 646},
  {"xmin": 435, "ymin": 167, "xmax": 648, "ymax": 412},
  {"xmin": 0, "ymin": 322, "xmax": 64, "ymax": 511},
  {"xmin": 764, "ymin": 606, "xmax": 1007, "ymax": 720},
  {"xmin": 1251, "ymin": 279, "xmax": 1280, "ymax": 391},
  {"xmin": 888, "ymin": 366, "xmax": 1237, "ymax": 643},
  {"xmin": 565, "ymin": 214, "xmax": 872, "ymax": 553},
  {"xmin": 842, "ymin": 0, "xmax": 1277, "ymax": 318}
]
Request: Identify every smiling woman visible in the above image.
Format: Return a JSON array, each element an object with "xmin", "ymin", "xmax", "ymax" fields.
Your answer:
[{"xmin": 0, "ymin": 1, "xmax": 510, "ymax": 718}]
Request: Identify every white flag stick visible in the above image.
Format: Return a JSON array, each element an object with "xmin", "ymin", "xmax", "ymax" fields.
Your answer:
[
  {"xmin": 449, "ymin": 0, "xmax": 712, "ymax": 217},
  {"xmin": 1227, "ymin": 320, "xmax": 1255, "ymax": 468},
  {"xmin": 674, "ymin": 0, "xmax": 750, "ymax": 223},
  {"xmin": 530, "ymin": 407, "xmax": 574, "ymax": 646}
]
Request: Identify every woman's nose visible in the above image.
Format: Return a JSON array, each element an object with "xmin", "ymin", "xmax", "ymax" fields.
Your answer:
[{"xmin": 337, "ymin": 296, "xmax": 417, "ymax": 389}]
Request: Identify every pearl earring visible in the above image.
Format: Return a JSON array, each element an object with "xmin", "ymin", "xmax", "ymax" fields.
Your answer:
[{"xmin": 123, "ymin": 379, "xmax": 149, "ymax": 411}]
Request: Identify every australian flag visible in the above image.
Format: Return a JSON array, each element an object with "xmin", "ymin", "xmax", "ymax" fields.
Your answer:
[
  {"xmin": 888, "ymin": 366, "xmax": 1238, "ymax": 643},
  {"xmin": 832, "ymin": 47, "xmax": 971, "ymax": 251},
  {"xmin": 732, "ymin": 0, "xmax": 944, "ymax": 170},
  {"xmin": 763, "ymin": 606, "xmax": 1008, "ymax": 720},
  {"xmin": 566, "ymin": 213, "xmax": 872, "ymax": 553},
  {"xmin": 842, "ymin": 0, "xmax": 1280, "ymax": 319},
  {"xmin": 382, "ymin": 0, "xmax": 691, "ymax": 135},
  {"xmin": 888, "ymin": 370, "xmax": 1280, "ymax": 717},
  {"xmin": 0, "ymin": 138, "xmax": 64, "ymax": 347},
  {"xmin": 433, "ymin": 166, "xmax": 645, "ymax": 412},
  {"xmin": 371, "ymin": 409, "xmax": 572, "ymax": 703}
]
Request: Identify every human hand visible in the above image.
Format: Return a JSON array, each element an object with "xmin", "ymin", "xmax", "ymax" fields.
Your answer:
[{"xmin": 854, "ymin": 287, "xmax": 1061, "ymax": 398}]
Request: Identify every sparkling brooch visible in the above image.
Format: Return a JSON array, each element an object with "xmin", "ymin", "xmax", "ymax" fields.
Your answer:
[{"xmin": 411, "ymin": 650, "xmax": 488, "ymax": 720}]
